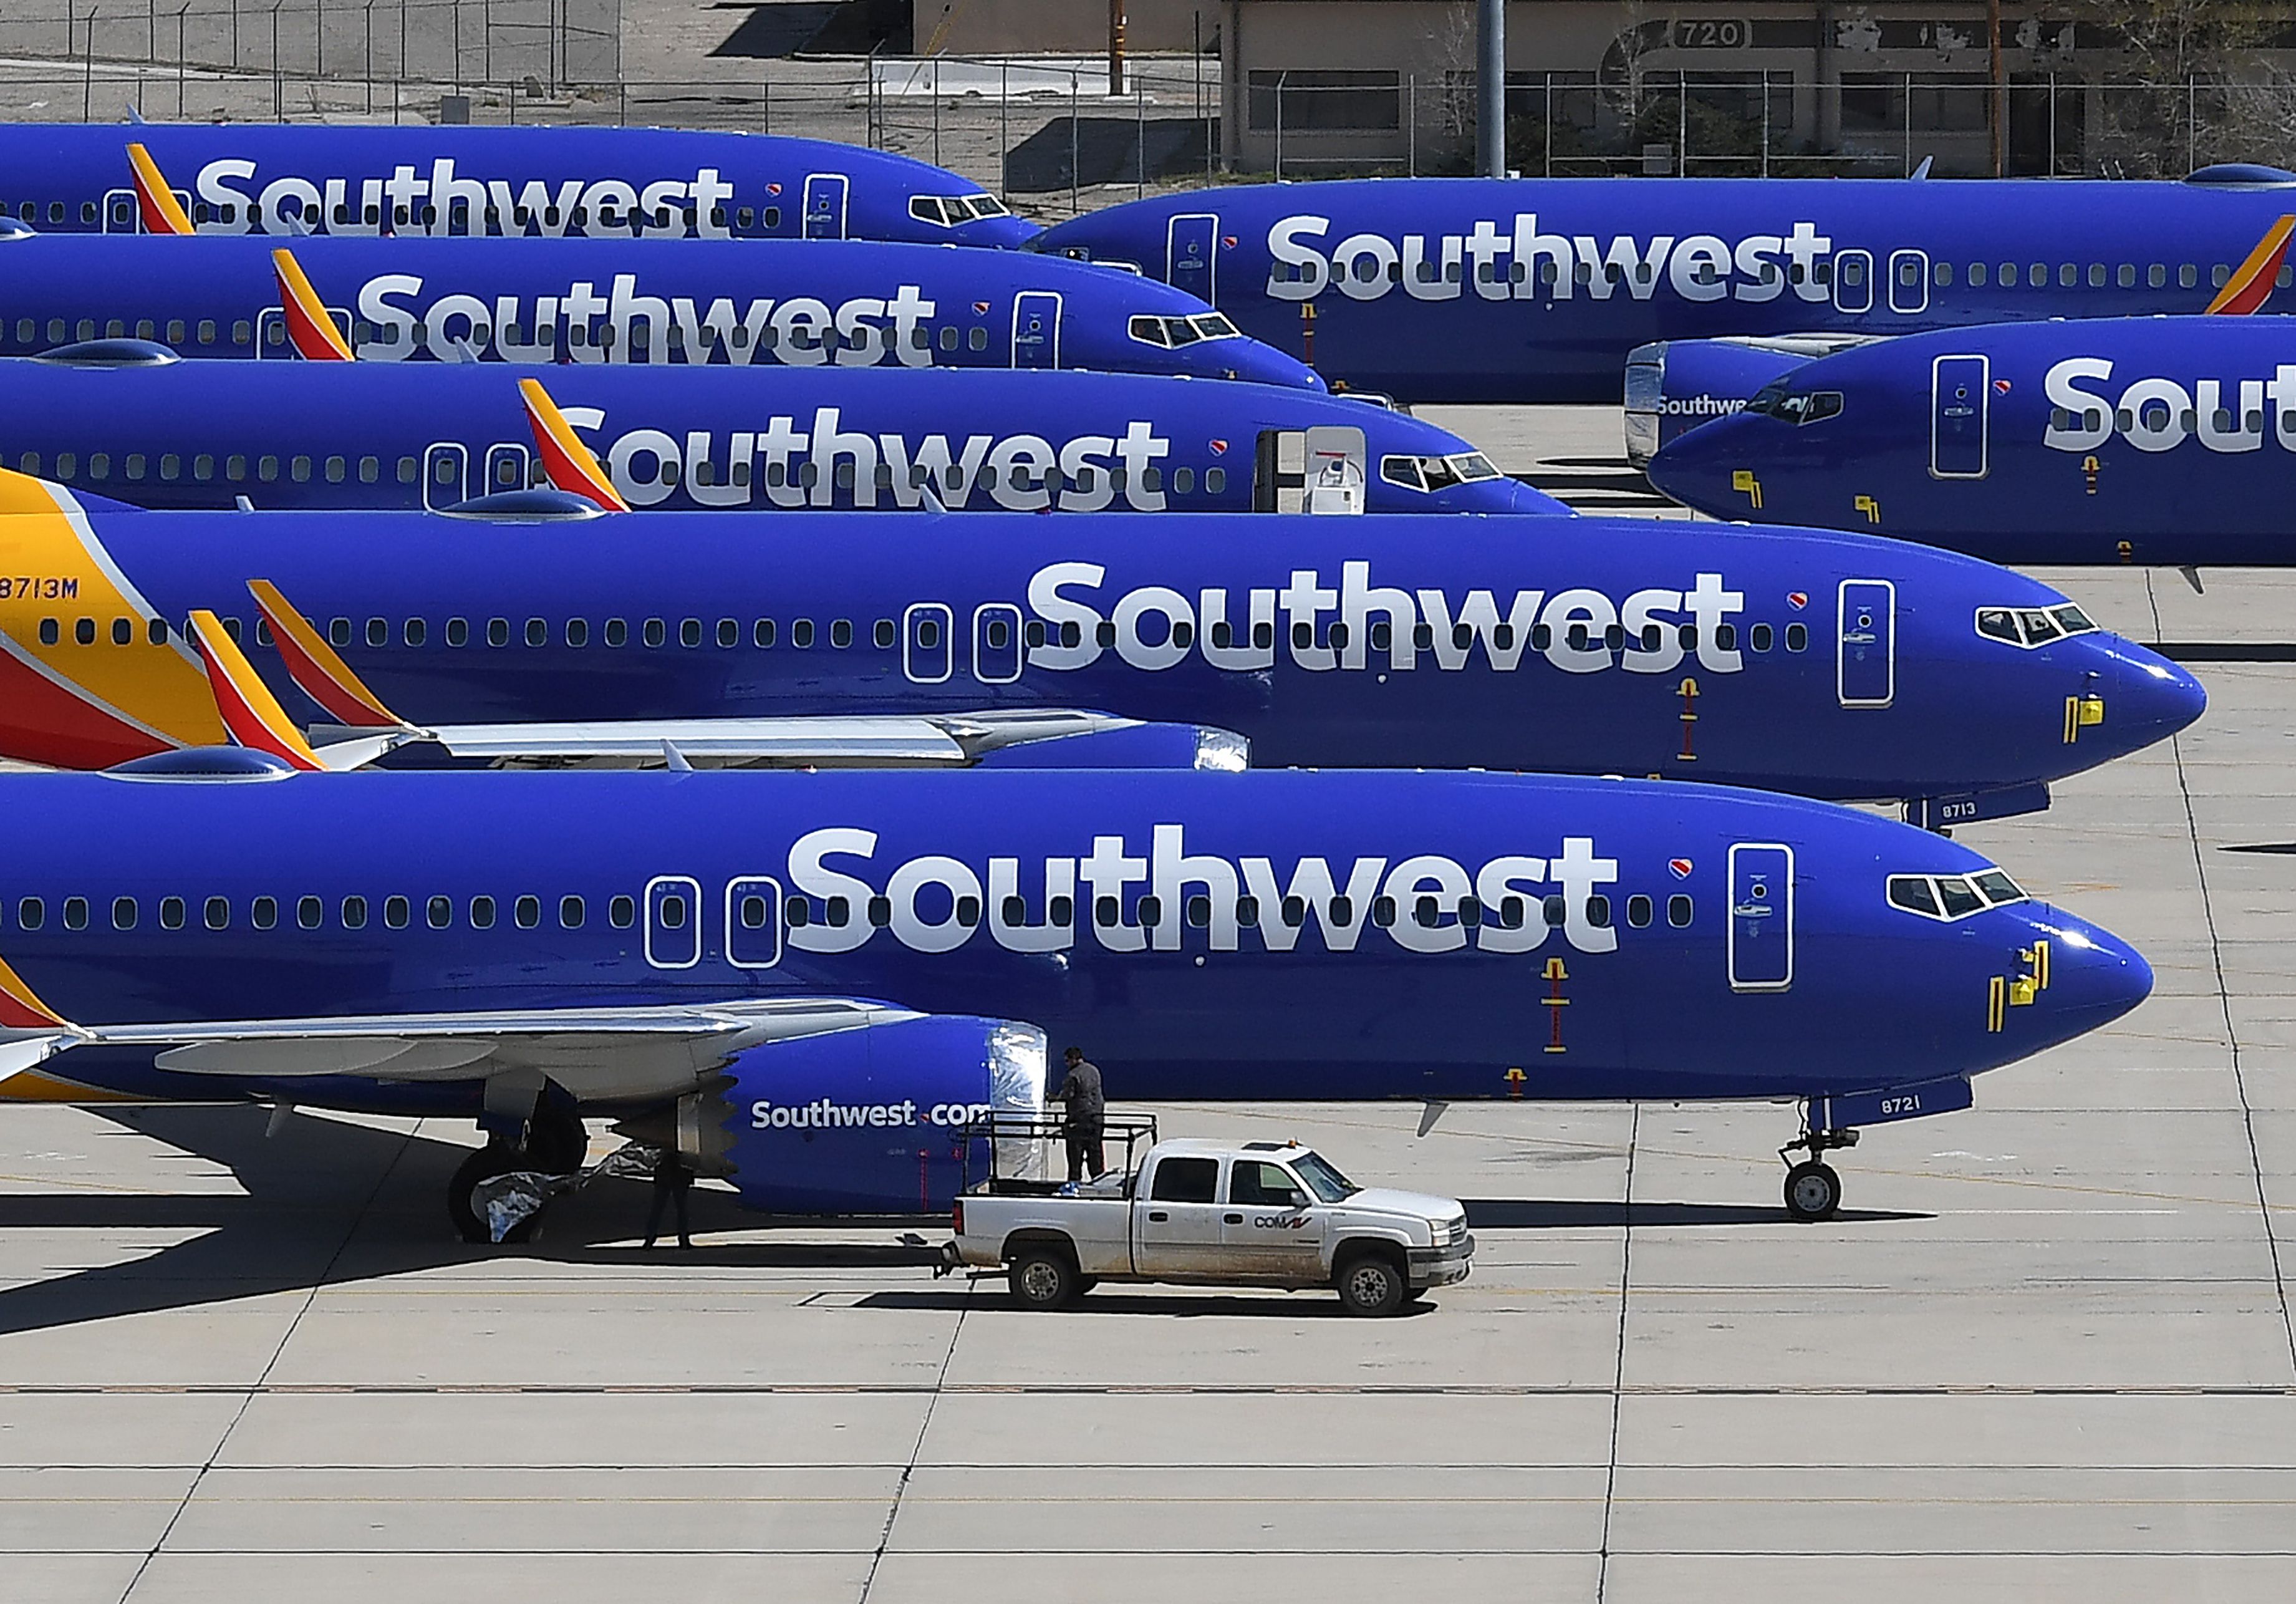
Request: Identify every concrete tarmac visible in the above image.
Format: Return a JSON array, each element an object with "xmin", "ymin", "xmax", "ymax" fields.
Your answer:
[{"xmin": 2, "ymin": 413, "xmax": 2292, "ymax": 1602}]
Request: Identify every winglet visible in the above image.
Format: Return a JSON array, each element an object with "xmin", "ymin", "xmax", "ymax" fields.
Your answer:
[
  {"xmin": 518, "ymin": 379, "xmax": 629, "ymax": 511},
  {"xmin": 2207, "ymin": 214, "xmax": 2295, "ymax": 314},
  {"xmin": 271, "ymin": 248, "xmax": 356, "ymax": 360},
  {"xmin": 0, "ymin": 955, "xmax": 76, "ymax": 1035},
  {"xmin": 190, "ymin": 609, "xmax": 327, "ymax": 771},
  {"xmin": 127, "ymin": 141, "xmax": 195, "ymax": 236},
  {"xmin": 244, "ymin": 579, "xmax": 406, "ymax": 730}
]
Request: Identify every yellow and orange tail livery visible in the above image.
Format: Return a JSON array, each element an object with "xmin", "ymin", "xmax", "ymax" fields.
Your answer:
[
  {"xmin": 244, "ymin": 579, "xmax": 405, "ymax": 730},
  {"xmin": 190, "ymin": 609, "xmax": 326, "ymax": 770},
  {"xmin": 127, "ymin": 142, "xmax": 195, "ymax": 236},
  {"xmin": 2207, "ymin": 215, "xmax": 2295, "ymax": 315},
  {"xmin": 271, "ymin": 248, "xmax": 356, "ymax": 360},
  {"xmin": 519, "ymin": 379, "xmax": 630, "ymax": 511}
]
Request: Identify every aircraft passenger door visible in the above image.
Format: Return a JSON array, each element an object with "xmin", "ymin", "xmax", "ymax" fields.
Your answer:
[
  {"xmin": 972, "ymin": 602, "xmax": 1025, "ymax": 684},
  {"xmin": 644, "ymin": 875, "xmax": 703, "ymax": 970},
  {"xmin": 253, "ymin": 302, "xmax": 354, "ymax": 359},
  {"xmin": 1888, "ymin": 249, "xmax": 1931, "ymax": 314},
  {"xmin": 1134, "ymin": 1156, "xmax": 1227, "ymax": 1277},
  {"xmin": 904, "ymin": 602, "xmax": 953, "ymax": 684},
  {"xmin": 422, "ymin": 442, "xmax": 469, "ymax": 510},
  {"xmin": 1836, "ymin": 579, "xmax": 1896, "ymax": 708},
  {"xmin": 1727, "ymin": 843, "xmax": 1794, "ymax": 992},
  {"xmin": 1929, "ymin": 354, "xmax": 1989, "ymax": 478},
  {"xmin": 102, "ymin": 188, "xmax": 137, "ymax": 231},
  {"xmin": 1011, "ymin": 291, "xmax": 1061, "ymax": 369},
  {"xmin": 802, "ymin": 173, "xmax": 849, "ymax": 239},
  {"xmin": 724, "ymin": 876, "xmax": 784, "ymax": 969},
  {"xmin": 1167, "ymin": 212, "xmax": 1218, "ymax": 301},
  {"xmin": 1832, "ymin": 249, "xmax": 1874, "ymax": 314},
  {"xmin": 1301, "ymin": 425, "xmax": 1366, "ymax": 515},
  {"xmin": 484, "ymin": 443, "xmax": 531, "ymax": 493}
]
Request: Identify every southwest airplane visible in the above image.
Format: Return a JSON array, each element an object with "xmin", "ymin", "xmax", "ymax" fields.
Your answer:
[
  {"xmin": 1031, "ymin": 168, "xmax": 2296, "ymax": 402},
  {"xmin": 0, "ymin": 756, "xmax": 2151, "ymax": 1230},
  {"xmin": 0, "ymin": 350, "xmax": 1558, "ymax": 516},
  {"xmin": 0, "ymin": 465, "xmax": 2203, "ymax": 824},
  {"xmin": 1646, "ymin": 316, "xmax": 2296, "ymax": 566},
  {"xmin": 0, "ymin": 122, "xmax": 1035, "ymax": 246},
  {"xmin": 0, "ymin": 232, "xmax": 1321, "ymax": 387}
]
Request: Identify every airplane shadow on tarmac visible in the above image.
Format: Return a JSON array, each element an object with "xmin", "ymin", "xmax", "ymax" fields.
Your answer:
[{"xmin": 0, "ymin": 1108, "xmax": 1926, "ymax": 1338}]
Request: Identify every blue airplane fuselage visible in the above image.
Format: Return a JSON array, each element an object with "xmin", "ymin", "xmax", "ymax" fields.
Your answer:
[
  {"xmin": 1033, "ymin": 174, "xmax": 2296, "ymax": 401},
  {"xmin": 0, "ymin": 495, "xmax": 2205, "ymax": 813},
  {"xmin": 0, "ymin": 359, "xmax": 1558, "ymax": 515},
  {"xmin": 1646, "ymin": 316, "xmax": 2296, "ymax": 565},
  {"xmin": 0, "ymin": 120, "xmax": 1037, "ymax": 246},
  {"xmin": 0, "ymin": 233, "xmax": 1322, "ymax": 387}
]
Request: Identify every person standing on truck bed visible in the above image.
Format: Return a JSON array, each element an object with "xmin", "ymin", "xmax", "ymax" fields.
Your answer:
[{"xmin": 1053, "ymin": 1046, "xmax": 1106, "ymax": 1182}]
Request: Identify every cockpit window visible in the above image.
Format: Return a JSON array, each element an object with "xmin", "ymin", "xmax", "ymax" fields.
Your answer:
[
  {"xmin": 1975, "ymin": 604, "xmax": 2101, "ymax": 649},
  {"xmin": 1381, "ymin": 452, "xmax": 1502, "ymax": 493},
  {"xmin": 910, "ymin": 193, "xmax": 1010, "ymax": 227},
  {"xmin": 1742, "ymin": 383, "xmax": 1843, "ymax": 424},
  {"xmin": 1886, "ymin": 869, "xmax": 2029, "ymax": 922},
  {"xmin": 1128, "ymin": 314, "xmax": 1241, "ymax": 349}
]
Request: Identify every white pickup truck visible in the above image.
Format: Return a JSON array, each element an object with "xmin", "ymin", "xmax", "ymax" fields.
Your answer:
[{"xmin": 943, "ymin": 1122, "xmax": 1473, "ymax": 1317}]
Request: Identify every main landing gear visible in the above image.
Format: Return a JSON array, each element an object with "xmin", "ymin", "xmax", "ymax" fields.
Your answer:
[
  {"xmin": 448, "ymin": 1096, "xmax": 590, "ymax": 1244},
  {"xmin": 1778, "ymin": 1126, "xmax": 1859, "ymax": 1222}
]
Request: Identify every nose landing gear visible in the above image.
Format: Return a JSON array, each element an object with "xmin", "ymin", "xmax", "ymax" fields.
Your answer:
[{"xmin": 1778, "ymin": 1126, "xmax": 1859, "ymax": 1222}]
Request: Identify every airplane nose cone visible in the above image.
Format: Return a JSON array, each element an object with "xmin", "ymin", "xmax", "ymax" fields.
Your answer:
[
  {"xmin": 1221, "ymin": 344, "xmax": 1326, "ymax": 392},
  {"xmin": 968, "ymin": 215, "xmax": 1042, "ymax": 249},
  {"xmin": 2015, "ymin": 907, "xmax": 2154, "ymax": 1048},
  {"xmin": 1644, "ymin": 419, "xmax": 1744, "ymax": 512},
  {"xmin": 2090, "ymin": 641, "xmax": 2207, "ymax": 758}
]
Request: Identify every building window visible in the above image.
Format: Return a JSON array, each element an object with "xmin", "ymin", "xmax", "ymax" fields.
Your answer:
[{"xmin": 1247, "ymin": 70, "xmax": 1401, "ymax": 132}]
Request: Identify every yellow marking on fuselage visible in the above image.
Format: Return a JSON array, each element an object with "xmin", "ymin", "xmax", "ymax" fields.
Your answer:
[{"xmin": 0, "ymin": 476, "xmax": 228, "ymax": 748}]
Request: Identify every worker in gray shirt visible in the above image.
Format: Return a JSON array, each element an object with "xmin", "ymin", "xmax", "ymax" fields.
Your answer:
[{"xmin": 1052, "ymin": 1046, "xmax": 1106, "ymax": 1182}]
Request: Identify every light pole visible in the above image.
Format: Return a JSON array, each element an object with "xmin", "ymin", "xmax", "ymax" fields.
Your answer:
[
  {"xmin": 1476, "ymin": 0, "xmax": 1505, "ymax": 177},
  {"xmin": 82, "ymin": 8, "xmax": 97, "ymax": 124}
]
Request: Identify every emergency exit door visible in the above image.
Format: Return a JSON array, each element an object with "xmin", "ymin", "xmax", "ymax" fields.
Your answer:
[
  {"xmin": 1727, "ymin": 843, "xmax": 1794, "ymax": 991},
  {"xmin": 1837, "ymin": 579, "xmax": 1896, "ymax": 707},
  {"xmin": 1930, "ymin": 354, "xmax": 1990, "ymax": 478},
  {"xmin": 1011, "ymin": 292, "xmax": 1061, "ymax": 369},
  {"xmin": 1167, "ymin": 213, "xmax": 1218, "ymax": 302},
  {"xmin": 802, "ymin": 173, "xmax": 849, "ymax": 239}
]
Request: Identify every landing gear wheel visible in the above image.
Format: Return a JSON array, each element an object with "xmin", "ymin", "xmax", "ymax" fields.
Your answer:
[
  {"xmin": 448, "ymin": 1141, "xmax": 538, "ymax": 1245},
  {"xmin": 1007, "ymin": 1245, "xmax": 1079, "ymax": 1310},
  {"xmin": 1783, "ymin": 1160, "xmax": 1842, "ymax": 1222},
  {"xmin": 1336, "ymin": 1252, "xmax": 1407, "ymax": 1317}
]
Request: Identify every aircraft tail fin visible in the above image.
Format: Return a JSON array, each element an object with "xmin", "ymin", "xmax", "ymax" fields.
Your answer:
[
  {"xmin": 0, "ymin": 955, "xmax": 77, "ymax": 1036},
  {"xmin": 2206, "ymin": 214, "xmax": 2295, "ymax": 314},
  {"xmin": 244, "ymin": 579, "xmax": 408, "ymax": 730},
  {"xmin": 188, "ymin": 608, "xmax": 330, "ymax": 771},
  {"xmin": 270, "ymin": 248, "xmax": 356, "ymax": 360},
  {"xmin": 518, "ymin": 379, "xmax": 630, "ymax": 511},
  {"xmin": 126, "ymin": 141, "xmax": 195, "ymax": 236}
]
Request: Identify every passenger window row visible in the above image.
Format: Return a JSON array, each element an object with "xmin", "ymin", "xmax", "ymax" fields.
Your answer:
[
  {"xmin": 663, "ymin": 457, "xmax": 1227, "ymax": 496},
  {"xmin": 23, "ymin": 449, "xmax": 400, "ymax": 486},
  {"xmin": 8, "ymin": 316, "xmax": 246, "ymax": 349},
  {"xmin": 2052, "ymin": 405, "xmax": 2295, "ymax": 434},
  {"xmin": 784, "ymin": 890, "xmax": 1693, "ymax": 932},
  {"xmin": 9, "ymin": 891, "xmax": 627, "ymax": 934}
]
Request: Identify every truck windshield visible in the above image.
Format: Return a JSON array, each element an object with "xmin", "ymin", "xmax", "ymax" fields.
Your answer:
[{"xmin": 1291, "ymin": 1150, "xmax": 1360, "ymax": 1202}]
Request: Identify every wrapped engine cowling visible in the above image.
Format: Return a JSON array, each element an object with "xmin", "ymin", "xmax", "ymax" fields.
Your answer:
[{"xmin": 714, "ymin": 1014, "xmax": 1046, "ymax": 1214}]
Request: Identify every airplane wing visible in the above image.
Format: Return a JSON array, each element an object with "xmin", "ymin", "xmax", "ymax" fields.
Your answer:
[
  {"xmin": 0, "ymin": 965, "xmax": 919, "ymax": 1103},
  {"xmin": 196, "ymin": 603, "xmax": 1247, "ymax": 772}
]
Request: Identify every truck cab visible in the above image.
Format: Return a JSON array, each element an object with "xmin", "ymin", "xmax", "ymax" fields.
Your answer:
[{"xmin": 945, "ymin": 1118, "xmax": 1473, "ymax": 1316}]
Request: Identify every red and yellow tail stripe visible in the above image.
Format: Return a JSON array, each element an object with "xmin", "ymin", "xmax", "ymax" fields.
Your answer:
[
  {"xmin": 190, "ymin": 609, "xmax": 325, "ymax": 770},
  {"xmin": 2206, "ymin": 215, "xmax": 2295, "ymax": 315},
  {"xmin": 0, "ymin": 465, "xmax": 227, "ymax": 765},
  {"xmin": 519, "ymin": 379, "xmax": 630, "ymax": 511},
  {"xmin": 271, "ymin": 248, "xmax": 355, "ymax": 360},
  {"xmin": 126, "ymin": 141, "xmax": 195, "ymax": 236},
  {"xmin": 245, "ymin": 579, "xmax": 404, "ymax": 729}
]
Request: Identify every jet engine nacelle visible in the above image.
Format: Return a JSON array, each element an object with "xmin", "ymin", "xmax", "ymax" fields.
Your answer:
[{"xmin": 716, "ymin": 1014, "xmax": 1048, "ymax": 1214}]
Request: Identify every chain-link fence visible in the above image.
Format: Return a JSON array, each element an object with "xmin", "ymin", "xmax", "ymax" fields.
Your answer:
[{"xmin": 0, "ymin": 2, "xmax": 2279, "ymax": 228}]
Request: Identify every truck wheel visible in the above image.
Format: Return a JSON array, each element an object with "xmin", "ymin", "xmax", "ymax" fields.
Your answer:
[
  {"xmin": 1007, "ymin": 1245, "xmax": 1079, "ymax": 1310},
  {"xmin": 1336, "ymin": 1250, "xmax": 1406, "ymax": 1317}
]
